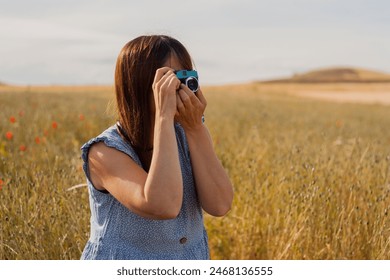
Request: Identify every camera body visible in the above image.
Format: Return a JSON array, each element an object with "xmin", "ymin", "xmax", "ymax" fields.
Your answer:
[{"xmin": 175, "ymin": 70, "xmax": 199, "ymax": 93}]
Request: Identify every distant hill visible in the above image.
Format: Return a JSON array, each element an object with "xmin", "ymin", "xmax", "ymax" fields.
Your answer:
[{"xmin": 262, "ymin": 67, "xmax": 390, "ymax": 83}]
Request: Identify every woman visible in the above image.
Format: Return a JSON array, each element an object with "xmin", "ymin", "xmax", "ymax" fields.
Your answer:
[{"xmin": 80, "ymin": 35, "xmax": 233, "ymax": 259}]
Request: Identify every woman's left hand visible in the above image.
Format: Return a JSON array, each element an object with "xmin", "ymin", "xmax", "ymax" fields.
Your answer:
[
  {"xmin": 175, "ymin": 85, "xmax": 207, "ymax": 131},
  {"xmin": 175, "ymin": 85, "xmax": 233, "ymax": 217}
]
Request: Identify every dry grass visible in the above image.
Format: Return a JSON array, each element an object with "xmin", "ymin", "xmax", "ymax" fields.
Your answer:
[{"xmin": 1, "ymin": 84, "xmax": 389, "ymax": 259}]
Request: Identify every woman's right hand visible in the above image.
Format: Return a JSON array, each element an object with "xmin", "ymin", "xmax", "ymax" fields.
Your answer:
[
  {"xmin": 88, "ymin": 66, "xmax": 184, "ymax": 220},
  {"xmin": 152, "ymin": 67, "xmax": 181, "ymax": 119}
]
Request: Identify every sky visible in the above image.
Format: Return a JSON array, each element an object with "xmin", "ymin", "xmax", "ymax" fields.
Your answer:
[{"xmin": 0, "ymin": 0, "xmax": 389, "ymax": 86}]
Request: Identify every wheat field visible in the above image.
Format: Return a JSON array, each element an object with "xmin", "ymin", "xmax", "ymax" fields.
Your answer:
[{"xmin": 0, "ymin": 83, "xmax": 389, "ymax": 259}]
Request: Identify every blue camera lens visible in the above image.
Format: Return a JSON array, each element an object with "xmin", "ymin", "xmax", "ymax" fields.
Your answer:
[{"xmin": 186, "ymin": 77, "xmax": 199, "ymax": 92}]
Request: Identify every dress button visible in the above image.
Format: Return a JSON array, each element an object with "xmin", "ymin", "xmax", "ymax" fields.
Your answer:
[{"xmin": 179, "ymin": 237, "xmax": 187, "ymax": 244}]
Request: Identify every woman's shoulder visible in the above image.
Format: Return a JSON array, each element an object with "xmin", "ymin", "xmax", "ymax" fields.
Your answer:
[
  {"xmin": 81, "ymin": 124, "xmax": 121, "ymax": 149},
  {"xmin": 81, "ymin": 124, "xmax": 141, "ymax": 166}
]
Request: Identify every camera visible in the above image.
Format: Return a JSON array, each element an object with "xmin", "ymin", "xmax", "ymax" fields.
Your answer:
[{"xmin": 175, "ymin": 70, "xmax": 199, "ymax": 93}]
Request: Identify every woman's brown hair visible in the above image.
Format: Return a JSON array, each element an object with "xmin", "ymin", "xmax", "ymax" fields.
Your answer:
[{"xmin": 115, "ymin": 35, "xmax": 193, "ymax": 152}]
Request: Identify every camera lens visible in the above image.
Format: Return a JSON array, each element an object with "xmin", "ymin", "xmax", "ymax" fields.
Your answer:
[{"xmin": 186, "ymin": 77, "xmax": 199, "ymax": 92}]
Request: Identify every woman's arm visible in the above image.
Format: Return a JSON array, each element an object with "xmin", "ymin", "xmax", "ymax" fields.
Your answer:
[
  {"xmin": 185, "ymin": 125, "xmax": 234, "ymax": 216},
  {"xmin": 176, "ymin": 86, "xmax": 234, "ymax": 216},
  {"xmin": 88, "ymin": 67, "xmax": 183, "ymax": 220}
]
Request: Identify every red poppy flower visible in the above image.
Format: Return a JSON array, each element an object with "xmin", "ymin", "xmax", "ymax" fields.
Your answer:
[
  {"xmin": 5, "ymin": 131, "xmax": 13, "ymax": 140},
  {"xmin": 19, "ymin": 145, "xmax": 27, "ymax": 152},
  {"xmin": 79, "ymin": 114, "xmax": 85, "ymax": 121},
  {"xmin": 0, "ymin": 179, "xmax": 3, "ymax": 191},
  {"xmin": 52, "ymin": 121, "xmax": 58, "ymax": 129},
  {"xmin": 35, "ymin": 137, "xmax": 40, "ymax": 144},
  {"xmin": 9, "ymin": 116, "xmax": 16, "ymax": 123}
]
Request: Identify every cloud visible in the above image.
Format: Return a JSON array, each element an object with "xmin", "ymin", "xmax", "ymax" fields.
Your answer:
[{"xmin": 0, "ymin": 0, "xmax": 390, "ymax": 85}]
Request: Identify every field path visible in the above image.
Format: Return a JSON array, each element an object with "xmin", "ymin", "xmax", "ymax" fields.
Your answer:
[{"xmin": 292, "ymin": 90, "xmax": 390, "ymax": 105}]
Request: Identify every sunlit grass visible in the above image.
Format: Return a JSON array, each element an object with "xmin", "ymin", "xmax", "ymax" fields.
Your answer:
[{"xmin": 1, "ymin": 84, "xmax": 389, "ymax": 259}]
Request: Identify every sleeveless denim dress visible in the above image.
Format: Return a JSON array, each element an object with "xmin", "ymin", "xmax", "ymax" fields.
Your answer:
[{"xmin": 80, "ymin": 123, "xmax": 209, "ymax": 259}]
